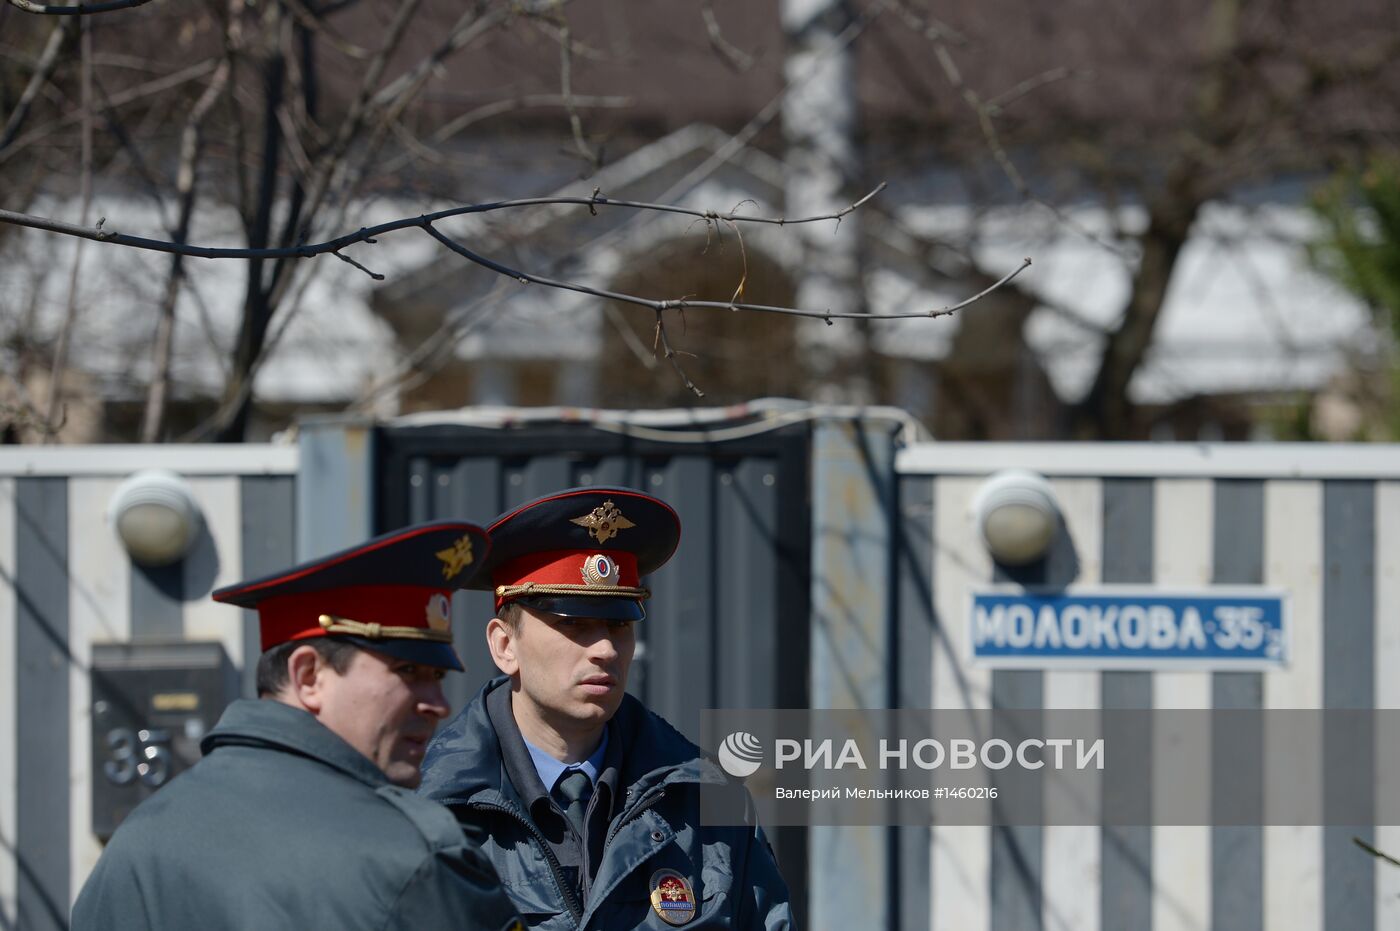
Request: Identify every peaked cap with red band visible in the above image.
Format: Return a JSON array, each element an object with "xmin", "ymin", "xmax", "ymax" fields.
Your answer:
[
  {"xmin": 212, "ymin": 520, "xmax": 491, "ymax": 671},
  {"xmin": 466, "ymin": 486, "xmax": 680, "ymax": 621}
]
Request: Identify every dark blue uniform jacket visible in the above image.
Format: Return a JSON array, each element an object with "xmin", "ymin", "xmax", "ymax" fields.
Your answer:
[{"xmin": 418, "ymin": 677, "xmax": 794, "ymax": 930}]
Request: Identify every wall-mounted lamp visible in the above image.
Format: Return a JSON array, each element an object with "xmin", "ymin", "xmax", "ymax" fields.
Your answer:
[
  {"xmin": 970, "ymin": 469, "xmax": 1060, "ymax": 566},
  {"xmin": 107, "ymin": 470, "xmax": 203, "ymax": 567}
]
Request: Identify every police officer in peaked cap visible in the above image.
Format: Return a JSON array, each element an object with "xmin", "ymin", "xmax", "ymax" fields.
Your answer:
[
  {"xmin": 418, "ymin": 487, "xmax": 794, "ymax": 930},
  {"xmin": 73, "ymin": 521, "xmax": 523, "ymax": 931}
]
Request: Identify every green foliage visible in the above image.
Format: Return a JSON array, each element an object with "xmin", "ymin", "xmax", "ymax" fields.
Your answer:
[
  {"xmin": 1309, "ymin": 157, "xmax": 1400, "ymax": 439},
  {"xmin": 1310, "ymin": 157, "xmax": 1400, "ymax": 336},
  {"xmin": 1262, "ymin": 393, "xmax": 1317, "ymax": 442}
]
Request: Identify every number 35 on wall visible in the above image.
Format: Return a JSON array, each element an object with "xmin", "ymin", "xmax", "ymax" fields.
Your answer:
[{"xmin": 102, "ymin": 727, "xmax": 173, "ymax": 788}]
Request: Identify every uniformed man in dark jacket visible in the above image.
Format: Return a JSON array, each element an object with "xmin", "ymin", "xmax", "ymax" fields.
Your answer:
[
  {"xmin": 72, "ymin": 521, "xmax": 523, "ymax": 931},
  {"xmin": 419, "ymin": 487, "xmax": 794, "ymax": 930}
]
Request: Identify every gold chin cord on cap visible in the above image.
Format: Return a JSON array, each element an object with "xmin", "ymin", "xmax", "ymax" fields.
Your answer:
[
  {"xmin": 494, "ymin": 582, "xmax": 651, "ymax": 600},
  {"xmin": 317, "ymin": 614, "xmax": 454, "ymax": 643}
]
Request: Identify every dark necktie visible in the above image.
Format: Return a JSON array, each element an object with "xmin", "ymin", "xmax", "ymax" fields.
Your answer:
[{"xmin": 555, "ymin": 769, "xmax": 592, "ymax": 838}]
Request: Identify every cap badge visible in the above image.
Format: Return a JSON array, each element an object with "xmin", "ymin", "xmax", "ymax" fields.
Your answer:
[
  {"xmin": 581, "ymin": 554, "xmax": 616, "ymax": 586},
  {"xmin": 648, "ymin": 869, "xmax": 697, "ymax": 926},
  {"xmin": 570, "ymin": 499, "xmax": 635, "ymax": 544},
  {"xmin": 425, "ymin": 593, "xmax": 452, "ymax": 632},
  {"xmin": 436, "ymin": 534, "xmax": 475, "ymax": 580}
]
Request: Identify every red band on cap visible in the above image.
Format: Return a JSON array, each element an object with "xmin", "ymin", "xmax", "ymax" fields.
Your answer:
[
  {"xmin": 492, "ymin": 549, "xmax": 640, "ymax": 607},
  {"xmin": 256, "ymin": 585, "xmax": 453, "ymax": 651}
]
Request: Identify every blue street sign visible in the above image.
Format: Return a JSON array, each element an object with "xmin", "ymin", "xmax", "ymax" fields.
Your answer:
[{"xmin": 969, "ymin": 588, "xmax": 1290, "ymax": 670}]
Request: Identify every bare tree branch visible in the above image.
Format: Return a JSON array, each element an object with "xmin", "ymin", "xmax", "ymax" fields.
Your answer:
[
  {"xmin": 0, "ymin": 15, "xmax": 73, "ymax": 153},
  {"xmin": 281, "ymin": 0, "xmax": 373, "ymax": 59},
  {"xmin": 0, "ymin": 184, "xmax": 890, "ymax": 259},
  {"xmin": 179, "ymin": 3, "xmax": 539, "ymax": 441},
  {"xmin": 43, "ymin": 14, "xmax": 93, "ymax": 441},
  {"xmin": 653, "ymin": 311, "xmax": 703, "ymax": 397},
  {"xmin": 552, "ymin": 14, "xmax": 596, "ymax": 167},
  {"xmin": 141, "ymin": 41, "xmax": 234, "ymax": 442},
  {"xmin": 6, "ymin": 0, "xmax": 156, "ymax": 13},
  {"xmin": 423, "ymin": 220, "xmax": 1028, "ymax": 322},
  {"xmin": 530, "ymin": 4, "xmax": 876, "ymax": 271},
  {"xmin": 0, "ymin": 58, "xmax": 218, "ymax": 166},
  {"xmin": 918, "ymin": 26, "xmax": 1130, "ymax": 259},
  {"xmin": 701, "ymin": 2, "xmax": 754, "ymax": 72},
  {"xmin": 984, "ymin": 65, "xmax": 1082, "ymax": 116},
  {"xmin": 1353, "ymin": 837, "xmax": 1400, "ymax": 870},
  {"xmin": 419, "ymin": 94, "xmax": 630, "ymax": 153}
]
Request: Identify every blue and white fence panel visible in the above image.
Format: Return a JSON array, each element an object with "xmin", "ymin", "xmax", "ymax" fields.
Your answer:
[
  {"xmin": 893, "ymin": 443, "xmax": 1400, "ymax": 931},
  {"xmin": 0, "ymin": 446, "xmax": 296, "ymax": 931}
]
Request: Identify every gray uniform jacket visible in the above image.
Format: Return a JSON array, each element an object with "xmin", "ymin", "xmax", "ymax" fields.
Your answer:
[
  {"xmin": 72, "ymin": 699, "xmax": 522, "ymax": 931},
  {"xmin": 418, "ymin": 678, "xmax": 794, "ymax": 931}
]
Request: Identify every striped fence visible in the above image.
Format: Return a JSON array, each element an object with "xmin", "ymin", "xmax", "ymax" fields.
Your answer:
[
  {"xmin": 893, "ymin": 444, "xmax": 1400, "ymax": 931},
  {"xmin": 4, "ymin": 435, "xmax": 1399, "ymax": 931},
  {"xmin": 0, "ymin": 447, "xmax": 296, "ymax": 931}
]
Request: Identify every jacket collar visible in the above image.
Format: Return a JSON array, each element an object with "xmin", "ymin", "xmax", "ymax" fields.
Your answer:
[
  {"xmin": 418, "ymin": 676, "xmax": 727, "ymax": 808},
  {"xmin": 202, "ymin": 698, "xmax": 390, "ymax": 788}
]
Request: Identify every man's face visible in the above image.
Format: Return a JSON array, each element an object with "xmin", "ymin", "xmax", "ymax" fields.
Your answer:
[
  {"xmin": 315, "ymin": 647, "xmax": 450, "ymax": 788},
  {"xmin": 505, "ymin": 605, "xmax": 636, "ymax": 733}
]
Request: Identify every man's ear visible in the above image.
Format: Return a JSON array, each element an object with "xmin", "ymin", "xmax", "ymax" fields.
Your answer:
[
  {"xmin": 285, "ymin": 644, "xmax": 328, "ymax": 713},
  {"xmin": 485, "ymin": 617, "xmax": 520, "ymax": 676}
]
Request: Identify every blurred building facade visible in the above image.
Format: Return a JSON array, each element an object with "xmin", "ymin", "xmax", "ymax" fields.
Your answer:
[{"xmin": 3, "ymin": 0, "xmax": 1396, "ymax": 442}]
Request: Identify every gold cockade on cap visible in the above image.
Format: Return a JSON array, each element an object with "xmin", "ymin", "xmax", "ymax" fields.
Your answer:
[
  {"xmin": 436, "ymin": 534, "xmax": 475, "ymax": 580},
  {"xmin": 425, "ymin": 593, "xmax": 452, "ymax": 632},
  {"xmin": 570, "ymin": 499, "xmax": 636, "ymax": 543}
]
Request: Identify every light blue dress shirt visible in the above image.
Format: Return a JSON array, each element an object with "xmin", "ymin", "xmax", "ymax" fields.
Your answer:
[{"xmin": 523, "ymin": 728, "xmax": 609, "ymax": 795}]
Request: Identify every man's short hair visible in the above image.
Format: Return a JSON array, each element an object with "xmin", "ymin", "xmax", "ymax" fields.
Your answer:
[
  {"xmin": 255, "ymin": 637, "xmax": 359, "ymax": 696},
  {"xmin": 497, "ymin": 602, "xmax": 523, "ymax": 631}
]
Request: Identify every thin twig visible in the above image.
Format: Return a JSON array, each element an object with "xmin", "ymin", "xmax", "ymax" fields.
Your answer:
[
  {"xmin": 140, "ymin": 43, "xmax": 233, "ymax": 443},
  {"xmin": 1353, "ymin": 837, "xmax": 1400, "ymax": 870},
  {"xmin": 722, "ymin": 217, "xmax": 749, "ymax": 306},
  {"xmin": 331, "ymin": 248, "xmax": 383, "ymax": 279},
  {"xmin": 603, "ymin": 303, "xmax": 659, "ymax": 371},
  {"xmin": 984, "ymin": 65, "xmax": 1080, "ymax": 115},
  {"xmin": 926, "ymin": 35, "xmax": 1129, "ymax": 257},
  {"xmin": 0, "ymin": 59, "xmax": 219, "ymax": 166},
  {"xmin": 0, "ymin": 16, "xmax": 74, "ymax": 153},
  {"xmin": 701, "ymin": 2, "xmax": 754, "ymax": 72},
  {"xmin": 654, "ymin": 311, "xmax": 703, "ymax": 398},
  {"xmin": 554, "ymin": 16, "xmax": 596, "ymax": 167},
  {"xmin": 925, "ymin": 258, "xmax": 1032, "ymax": 317},
  {"xmin": 875, "ymin": 0, "xmax": 968, "ymax": 46},
  {"xmin": 6, "ymin": 0, "xmax": 156, "ymax": 13},
  {"xmin": 43, "ymin": 15, "xmax": 93, "ymax": 441},
  {"xmin": 421, "ymin": 94, "xmax": 629, "ymax": 148},
  {"xmin": 281, "ymin": 0, "xmax": 373, "ymax": 59},
  {"xmin": 347, "ymin": 276, "xmax": 514, "ymax": 412}
]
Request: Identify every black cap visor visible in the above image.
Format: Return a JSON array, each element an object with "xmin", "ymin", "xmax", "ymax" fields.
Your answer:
[
  {"xmin": 337, "ymin": 636, "xmax": 464, "ymax": 672},
  {"xmin": 512, "ymin": 594, "xmax": 645, "ymax": 621}
]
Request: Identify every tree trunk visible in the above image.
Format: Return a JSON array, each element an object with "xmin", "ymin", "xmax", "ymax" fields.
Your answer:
[
  {"xmin": 1073, "ymin": 193, "xmax": 1199, "ymax": 438},
  {"xmin": 780, "ymin": 0, "xmax": 869, "ymax": 401}
]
